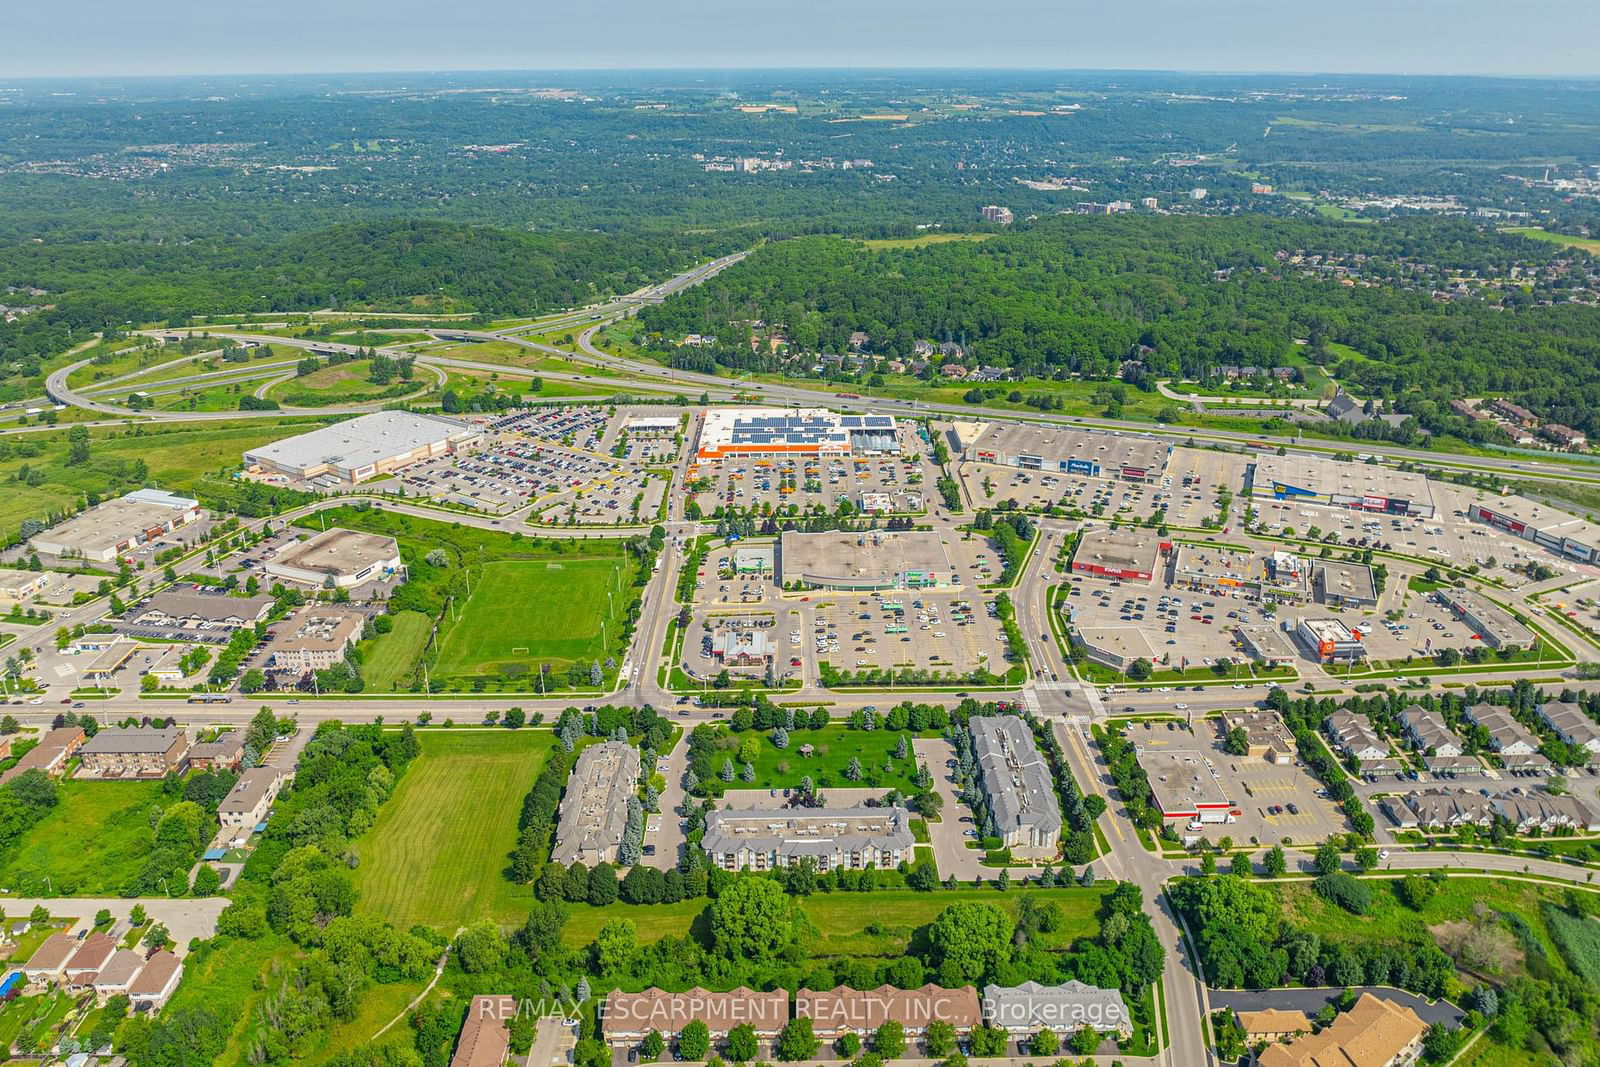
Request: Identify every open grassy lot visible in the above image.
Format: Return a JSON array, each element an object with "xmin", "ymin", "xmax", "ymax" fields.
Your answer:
[
  {"xmin": 859, "ymin": 232, "xmax": 996, "ymax": 250},
  {"xmin": 433, "ymin": 558, "xmax": 626, "ymax": 677},
  {"xmin": 689, "ymin": 723, "xmax": 930, "ymax": 796},
  {"xmin": 0, "ymin": 778, "xmax": 174, "ymax": 896},
  {"xmin": 351, "ymin": 730, "xmax": 556, "ymax": 929},
  {"xmin": 297, "ymin": 506, "xmax": 644, "ymax": 692},
  {"xmin": 1503, "ymin": 227, "xmax": 1600, "ymax": 255},
  {"xmin": 357, "ymin": 609, "xmax": 433, "ymax": 691},
  {"xmin": 560, "ymin": 886, "xmax": 1110, "ymax": 955},
  {"xmin": 267, "ymin": 360, "xmax": 426, "ymax": 407}
]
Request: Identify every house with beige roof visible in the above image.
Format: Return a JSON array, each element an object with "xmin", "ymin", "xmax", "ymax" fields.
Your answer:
[
  {"xmin": 1236, "ymin": 1007, "xmax": 1312, "ymax": 1044},
  {"xmin": 1257, "ymin": 993, "xmax": 1426, "ymax": 1067},
  {"xmin": 796, "ymin": 984, "xmax": 981, "ymax": 1041}
]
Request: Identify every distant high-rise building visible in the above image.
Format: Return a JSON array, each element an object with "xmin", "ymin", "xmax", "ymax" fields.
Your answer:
[
  {"xmin": 1140, "ymin": 197, "xmax": 1159, "ymax": 209},
  {"xmin": 981, "ymin": 205, "xmax": 1014, "ymax": 225},
  {"xmin": 1189, "ymin": 188, "xmax": 1208, "ymax": 200}
]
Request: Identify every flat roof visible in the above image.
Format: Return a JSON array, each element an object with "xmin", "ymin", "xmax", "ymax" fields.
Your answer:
[
  {"xmin": 1250, "ymin": 452, "xmax": 1434, "ymax": 506},
  {"xmin": 1299, "ymin": 618, "xmax": 1359, "ymax": 643},
  {"xmin": 266, "ymin": 607, "xmax": 365, "ymax": 652},
  {"xmin": 1316, "ymin": 559, "xmax": 1377, "ymax": 602},
  {"xmin": 1075, "ymin": 526, "xmax": 1161, "ymax": 574},
  {"xmin": 964, "ymin": 421, "xmax": 1168, "ymax": 473},
  {"xmin": 1235, "ymin": 623, "xmax": 1298, "ymax": 660},
  {"xmin": 268, "ymin": 528, "xmax": 399, "ymax": 579},
  {"xmin": 1073, "ymin": 625, "xmax": 1158, "ymax": 663},
  {"xmin": 30, "ymin": 492, "xmax": 198, "ymax": 554},
  {"xmin": 1170, "ymin": 543, "xmax": 1269, "ymax": 584},
  {"xmin": 1436, "ymin": 587, "xmax": 1535, "ymax": 647},
  {"xmin": 778, "ymin": 530, "xmax": 952, "ymax": 585},
  {"xmin": 1472, "ymin": 495, "xmax": 1600, "ymax": 542},
  {"xmin": 698, "ymin": 407, "xmax": 895, "ymax": 456},
  {"xmin": 244, "ymin": 411, "xmax": 477, "ymax": 474},
  {"xmin": 1139, "ymin": 748, "xmax": 1233, "ymax": 815}
]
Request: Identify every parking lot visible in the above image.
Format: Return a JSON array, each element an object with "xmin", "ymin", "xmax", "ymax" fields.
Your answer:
[
  {"xmin": 1067, "ymin": 575, "xmax": 1278, "ymax": 670},
  {"xmin": 686, "ymin": 421, "xmax": 933, "ymax": 518},
  {"xmin": 1124, "ymin": 717, "xmax": 1347, "ymax": 847}
]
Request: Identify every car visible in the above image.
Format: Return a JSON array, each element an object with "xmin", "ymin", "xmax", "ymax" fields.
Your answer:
[
  {"xmin": 963, "ymin": 829, "xmax": 978, "ymax": 837},
  {"xmin": 1174, "ymin": 703, "xmax": 1189, "ymax": 711},
  {"xmin": 958, "ymin": 815, "xmax": 973, "ymax": 823},
  {"xmin": 72, "ymin": 701, "xmax": 84, "ymax": 709},
  {"xmin": 1286, "ymin": 803, "xmax": 1299, "ymax": 815},
  {"xmin": 1379, "ymin": 849, "xmax": 1390, "ymax": 860}
]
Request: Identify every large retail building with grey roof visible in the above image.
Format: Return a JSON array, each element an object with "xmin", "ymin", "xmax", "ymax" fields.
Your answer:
[{"xmin": 243, "ymin": 411, "xmax": 481, "ymax": 486}]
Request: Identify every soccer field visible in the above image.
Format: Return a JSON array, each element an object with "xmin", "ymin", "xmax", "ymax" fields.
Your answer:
[
  {"xmin": 432, "ymin": 557, "xmax": 629, "ymax": 678},
  {"xmin": 351, "ymin": 730, "xmax": 555, "ymax": 929}
]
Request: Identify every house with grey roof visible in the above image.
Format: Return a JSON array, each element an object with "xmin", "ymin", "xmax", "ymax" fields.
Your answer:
[
  {"xmin": 969, "ymin": 715, "xmax": 1062, "ymax": 858},
  {"xmin": 551, "ymin": 742, "xmax": 640, "ymax": 866},
  {"xmin": 1537, "ymin": 701, "xmax": 1600, "ymax": 757},
  {"xmin": 983, "ymin": 981, "xmax": 1131, "ymax": 1037},
  {"xmin": 1398, "ymin": 705, "xmax": 1462, "ymax": 758},
  {"xmin": 701, "ymin": 805, "xmax": 913, "ymax": 873}
]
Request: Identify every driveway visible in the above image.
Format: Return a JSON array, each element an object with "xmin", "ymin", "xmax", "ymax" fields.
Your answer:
[
  {"xmin": 1207, "ymin": 986, "xmax": 1463, "ymax": 1028},
  {"xmin": 0, "ymin": 896, "xmax": 229, "ymax": 952},
  {"xmin": 644, "ymin": 734, "xmax": 689, "ymax": 870},
  {"xmin": 911, "ymin": 737, "xmax": 985, "ymax": 881}
]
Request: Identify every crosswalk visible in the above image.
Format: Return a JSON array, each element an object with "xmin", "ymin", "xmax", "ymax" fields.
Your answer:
[{"xmin": 1021, "ymin": 679, "xmax": 1102, "ymax": 723}]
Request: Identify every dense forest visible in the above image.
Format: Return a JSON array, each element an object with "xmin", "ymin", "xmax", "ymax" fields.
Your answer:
[{"xmin": 639, "ymin": 215, "xmax": 1600, "ymax": 437}]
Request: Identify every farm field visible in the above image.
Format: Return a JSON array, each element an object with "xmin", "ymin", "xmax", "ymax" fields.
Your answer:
[
  {"xmin": 0, "ymin": 778, "xmax": 170, "ymax": 896},
  {"xmin": 431, "ymin": 556, "xmax": 627, "ymax": 678},
  {"xmin": 351, "ymin": 729, "xmax": 556, "ymax": 929},
  {"xmin": 1502, "ymin": 227, "xmax": 1600, "ymax": 255}
]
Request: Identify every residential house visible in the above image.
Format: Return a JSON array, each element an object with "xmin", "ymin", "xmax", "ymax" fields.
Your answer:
[
  {"xmin": 218, "ymin": 767, "xmax": 287, "ymax": 834},
  {"xmin": 982, "ymin": 981, "xmax": 1132, "ymax": 1038},
  {"xmin": 1398, "ymin": 706, "xmax": 1462, "ymax": 757},
  {"xmin": 796, "ymin": 984, "xmax": 981, "ymax": 1041},
  {"xmin": 22, "ymin": 933, "xmax": 78, "ymax": 983},
  {"xmin": 601, "ymin": 987, "xmax": 789, "ymax": 1047},
  {"xmin": 1323, "ymin": 711, "xmax": 1389, "ymax": 763},
  {"xmin": 1492, "ymin": 398, "xmax": 1538, "ymax": 428},
  {"xmin": 76, "ymin": 727, "xmax": 189, "ymax": 778},
  {"xmin": 63, "ymin": 933, "xmax": 117, "ymax": 988},
  {"xmin": 1235, "ymin": 1008, "xmax": 1311, "ymax": 1045},
  {"xmin": 127, "ymin": 950, "xmax": 183, "ymax": 1011},
  {"xmin": 187, "ymin": 730, "xmax": 245, "ymax": 771},
  {"xmin": 1258, "ymin": 993, "xmax": 1425, "ymax": 1067},
  {"xmin": 451, "ymin": 995, "xmax": 518, "ymax": 1067},
  {"xmin": 1537, "ymin": 702, "xmax": 1600, "ymax": 754},
  {"xmin": 1542, "ymin": 423, "xmax": 1588, "ymax": 451},
  {"xmin": 90, "ymin": 949, "xmax": 148, "ymax": 996},
  {"xmin": 1, "ymin": 726, "xmax": 86, "ymax": 785}
]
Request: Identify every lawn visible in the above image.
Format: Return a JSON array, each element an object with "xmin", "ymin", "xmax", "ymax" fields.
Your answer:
[
  {"xmin": 859, "ymin": 233, "xmax": 996, "ymax": 250},
  {"xmin": 267, "ymin": 360, "xmax": 426, "ymax": 407},
  {"xmin": 1503, "ymin": 227, "xmax": 1600, "ymax": 255},
  {"xmin": 0, "ymin": 778, "xmax": 174, "ymax": 896},
  {"xmin": 316, "ymin": 976, "xmax": 431, "ymax": 1062},
  {"xmin": 689, "ymin": 723, "xmax": 931, "ymax": 796},
  {"xmin": 351, "ymin": 730, "xmax": 556, "ymax": 929},
  {"xmin": 560, "ymin": 886, "xmax": 1110, "ymax": 957},
  {"xmin": 358, "ymin": 609, "xmax": 433, "ymax": 691},
  {"xmin": 432, "ymin": 557, "xmax": 628, "ymax": 678}
]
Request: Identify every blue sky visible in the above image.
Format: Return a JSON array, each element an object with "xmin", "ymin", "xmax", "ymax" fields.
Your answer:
[{"xmin": 5, "ymin": 0, "xmax": 1599, "ymax": 79}]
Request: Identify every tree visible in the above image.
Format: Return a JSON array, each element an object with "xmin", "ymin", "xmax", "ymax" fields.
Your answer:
[
  {"xmin": 1354, "ymin": 846, "xmax": 1379, "ymax": 872},
  {"xmin": 1263, "ymin": 845, "xmax": 1287, "ymax": 878},
  {"xmin": 725, "ymin": 1023, "xmax": 758, "ymax": 1062},
  {"xmin": 1029, "ymin": 1028, "xmax": 1059, "ymax": 1056},
  {"xmin": 641, "ymin": 1031, "xmax": 665, "ymax": 1062},
  {"xmin": 1071, "ymin": 1026, "xmax": 1101, "ymax": 1055},
  {"xmin": 928, "ymin": 901, "xmax": 1013, "ymax": 984},
  {"xmin": 587, "ymin": 862, "xmax": 619, "ymax": 906},
  {"xmin": 967, "ymin": 1026, "xmax": 1007, "ymax": 1057},
  {"xmin": 1126, "ymin": 658, "xmax": 1152, "ymax": 681},
  {"xmin": 1313, "ymin": 841, "xmax": 1343, "ymax": 876},
  {"xmin": 678, "ymin": 1022, "xmax": 710, "ymax": 1061},
  {"xmin": 455, "ymin": 921, "xmax": 509, "ymax": 973},
  {"xmin": 836, "ymin": 1033, "xmax": 861, "ymax": 1058},
  {"xmin": 596, "ymin": 917, "xmax": 637, "ymax": 972},
  {"xmin": 874, "ymin": 1021, "xmax": 905, "ymax": 1059},
  {"xmin": 191, "ymin": 864, "xmax": 222, "ymax": 897},
  {"xmin": 775, "ymin": 1017, "xmax": 818, "ymax": 1061},
  {"xmin": 709, "ymin": 877, "xmax": 794, "ymax": 959},
  {"xmin": 924, "ymin": 1020, "xmax": 955, "ymax": 1058},
  {"xmin": 1224, "ymin": 727, "xmax": 1250, "ymax": 756}
]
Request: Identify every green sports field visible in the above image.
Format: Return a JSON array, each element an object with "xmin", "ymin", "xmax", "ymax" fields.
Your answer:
[
  {"xmin": 351, "ymin": 730, "xmax": 555, "ymax": 929},
  {"xmin": 432, "ymin": 557, "xmax": 628, "ymax": 677}
]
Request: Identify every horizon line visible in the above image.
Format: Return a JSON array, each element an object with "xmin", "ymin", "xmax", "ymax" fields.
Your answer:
[{"xmin": 6, "ymin": 64, "xmax": 1600, "ymax": 84}]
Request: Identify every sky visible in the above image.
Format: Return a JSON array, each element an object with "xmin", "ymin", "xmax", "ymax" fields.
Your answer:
[{"xmin": 5, "ymin": 0, "xmax": 1600, "ymax": 79}]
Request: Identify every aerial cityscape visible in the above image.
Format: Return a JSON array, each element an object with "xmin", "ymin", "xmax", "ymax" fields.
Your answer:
[{"xmin": 5, "ymin": 7, "xmax": 1600, "ymax": 1066}]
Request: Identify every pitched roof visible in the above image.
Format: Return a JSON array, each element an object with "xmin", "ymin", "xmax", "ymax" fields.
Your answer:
[
  {"xmin": 65, "ymin": 932, "xmax": 117, "ymax": 973},
  {"xmin": 1, "ymin": 726, "xmax": 85, "ymax": 784},
  {"xmin": 1236, "ymin": 1007, "xmax": 1312, "ymax": 1034},
  {"xmin": 79, "ymin": 727, "xmax": 184, "ymax": 756},
  {"xmin": 92, "ymin": 949, "xmax": 147, "ymax": 988},
  {"xmin": 451, "ymin": 995, "xmax": 516, "ymax": 1067},
  {"xmin": 601, "ymin": 987, "xmax": 790, "ymax": 1036},
  {"xmin": 128, "ymin": 950, "xmax": 183, "ymax": 997},
  {"xmin": 1257, "ymin": 993, "xmax": 1426, "ymax": 1067},
  {"xmin": 796, "ymin": 984, "xmax": 981, "ymax": 1032},
  {"xmin": 23, "ymin": 932, "xmax": 77, "ymax": 972}
]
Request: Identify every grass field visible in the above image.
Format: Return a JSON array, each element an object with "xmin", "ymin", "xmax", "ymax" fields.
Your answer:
[
  {"xmin": 1503, "ymin": 227, "xmax": 1600, "ymax": 254},
  {"xmin": 0, "ymin": 778, "xmax": 174, "ymax": 895},
  {"xmin": 358, "ymin": 609, "xmax": 433, "ymax": 691},
  {"xmin": 691, "ymin": 723, "xmax": 930, "ymax": 795},
  {"xmin": 267, "ymin": 360, "xmax": 427, "ymax": 406},
  {"xmin": 432, "ymin": 558, "xmax": 625, "ymax": 677},
  {"xmin": 560, "ymin": 886, "xmax": 1109, "ymax": 956},
  {"xmin": 859, "ymin": 233, "xmax": 996, "ymax": 250},
  {"xmin": 351, "ymin": 730, "xmax": 556, "ymax": 929}
]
